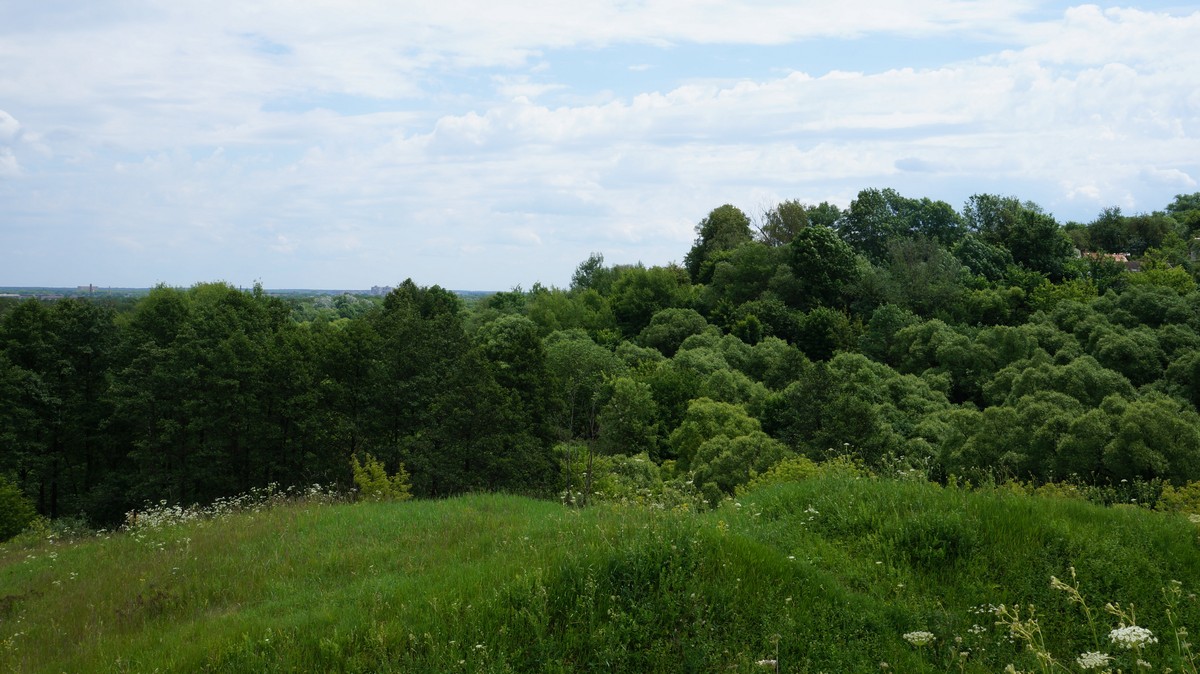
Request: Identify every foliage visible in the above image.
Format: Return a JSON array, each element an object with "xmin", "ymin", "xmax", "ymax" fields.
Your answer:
[
  {"xmin": 0, "ymin": 477, "xmax": 37, "ymax": 541},
  {"xmin": 351, "ymin": 453, "xmax": 413, "ymax": 502},
  {"xmin": 637, "ymin": 308, "xmax": 711, "ymax": 357},
  {"xmin": 6, "ymin": 190, "xmax": 1200, "ymax": 531},
  {"xmin": 608, "ymin": 264, "xmax": 694, "ymax": 337},
  {"xmin": 964, "ymin": 194, "xmax": 1074, "ymax": 280},
  {"xmin": 787, "ymin": 225, "xmax": 861, "ymax": 310},
  {"xmin": 684, "ymin": 204, "xmax": 754, "ymax": 284},
  {"xmin": 1155, "ymin": 479, "xmax": 1200, "ymax": 515},
  {"xmin": 755, "ymin": 198, "xmax": 810, "ymax": 246},
  {"xmin": 690, "ymin": 431, "xmax": 790, "ymax": 504},
  {"xmin": 597, "ymin": 377, "xmax": 660, "ymax": 458},
  {"xmin": 667, "ymin": 397, "xmax": 761, "ymax": 469}
]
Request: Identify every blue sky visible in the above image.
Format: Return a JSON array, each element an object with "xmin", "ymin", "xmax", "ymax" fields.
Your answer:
[{"xmin": 1, "ymin": 1, "xmax": 1198, "ymax": 290}]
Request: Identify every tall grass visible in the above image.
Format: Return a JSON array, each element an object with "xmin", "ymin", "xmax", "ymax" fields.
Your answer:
[{"xmin": 2, "ymin": 475, "xmax": 1199, "ymax": 672}]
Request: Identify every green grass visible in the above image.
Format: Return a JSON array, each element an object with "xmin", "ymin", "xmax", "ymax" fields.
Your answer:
[{"xmin": 3, "ymin": 477, "xmax": 1200, "ymax": 672}]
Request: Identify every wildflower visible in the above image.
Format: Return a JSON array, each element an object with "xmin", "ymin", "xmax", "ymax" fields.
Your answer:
[
  {"xmin": 1110, "ymin": 625, "xmax": 1158, "ymax": 649},
  {"xmin": 903, "ymin": 631, "xmax": 935, "ymax": 647},
  {"xmin": 755, "ymin": 659, "xmax": 778, "ymax": 668},
  {"xmin": 1076, "ymin": 652, "xmax": 1112, "ymax": 669},
  {"xmin": 1137, "ymin": 659, "xmax": 1152, "ymax": 669}
]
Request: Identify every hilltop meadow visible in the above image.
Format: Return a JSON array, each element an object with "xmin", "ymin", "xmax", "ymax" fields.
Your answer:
[{"xmin": 5, "ymin": 188, "xmax": 1200, "ymax": 671}]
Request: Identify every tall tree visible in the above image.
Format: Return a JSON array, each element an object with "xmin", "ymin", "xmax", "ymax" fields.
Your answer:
[
  {"xmin": 838, "ymin": 188, "xmax": 964, "ymax": 262},
  {"xmin": 963, "ymin": 194, "xmax": 1073, "ymax": 280},
  {"xmin": 787, "ymin": 226, "xmax": 860, "ymax": 310},
  {"xmin": 756, "ymin": 199, "xmax": 809, "ymax": 247},
  {"xmin": 684, "ymin": 205, "xmax": 753, "ymax": 284}
]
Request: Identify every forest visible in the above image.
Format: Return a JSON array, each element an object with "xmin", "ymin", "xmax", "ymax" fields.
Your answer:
[{"xmin": 5, "ymin": 187, "xmax": 1200, "ymax": 531}]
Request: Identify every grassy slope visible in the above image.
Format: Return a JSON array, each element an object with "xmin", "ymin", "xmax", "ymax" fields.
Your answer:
[{"xmin": 2, "ymin": 477, "xmax": 1199, "ymax": 673}]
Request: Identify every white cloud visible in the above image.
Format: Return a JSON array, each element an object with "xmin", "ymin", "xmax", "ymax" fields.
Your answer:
[
  {"xmin": 1, "ymin": 2, "xmax": 1198, "ymax": 288},
  {"xmin": 1142, "ymin": 167, "xmax": 1197, "ymax": 188},
  {"xmin": 0, "ymin": 148, "xmax": 19, "ymax": 177},
  {"xmin": 0, "ymin": 110, "xmax": 19, "ymax": 140}
]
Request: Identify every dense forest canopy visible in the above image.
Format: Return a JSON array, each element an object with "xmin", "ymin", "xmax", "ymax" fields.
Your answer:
[{"xmin": 5, "ymin": 188, "xmax": 1200, "ymax": 527}]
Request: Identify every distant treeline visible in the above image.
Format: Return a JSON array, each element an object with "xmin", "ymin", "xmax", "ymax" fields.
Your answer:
[{"xmin": 4, "ymin": 188, "xmax": 1200, "ymax": 525}]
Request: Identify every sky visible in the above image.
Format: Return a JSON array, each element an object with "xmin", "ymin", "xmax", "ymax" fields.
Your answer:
[{"xmin": 1, "ymin": 1, "xmax": 1198, "ymax": 291}]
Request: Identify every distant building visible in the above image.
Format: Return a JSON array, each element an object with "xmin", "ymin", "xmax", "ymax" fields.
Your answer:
[
  {"xmin": 369, "ymin": 285, "xmax": 393, "ymax": 296},
  {"xmin": 1083, "ymin": 251, "xmax": 1140, "ymax": 272}
]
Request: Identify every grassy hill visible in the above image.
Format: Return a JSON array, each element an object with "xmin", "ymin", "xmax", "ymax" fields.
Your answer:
[{"xmin": 3, "ymin": 474, "xmax": 1199, "ymax": 673}]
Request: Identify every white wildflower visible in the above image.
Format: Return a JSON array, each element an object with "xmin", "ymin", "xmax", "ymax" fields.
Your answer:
[
  {"xmin": 903, "ymin": 631, "xmax": 935, "ymax": 646},
  {"xmin": 1076, "ymin": 651, "xmax": 1112, "ymax": 669},
  {"xmin": 1110, "ymin": 625, "xmax": 1158, "ymax": 649}
]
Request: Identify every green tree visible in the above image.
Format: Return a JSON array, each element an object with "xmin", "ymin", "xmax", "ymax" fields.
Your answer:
[
  {"xmin": 1087, "ymin": 206, "xmax": 1129, "ymax": 253},
  {"xmin": 880, "ymin": 236, "xmax": 968, "ymax": 318},
  {"xmin": 860, "ymin": 304, "xmax": 920, "ymax": 365},
  {"xmin": 984, "ymin": 354, "xmax": 1135, "ymax": 408},
  {"xmin": 667, "ymin": 398, "xmax": 761, "ymax": 470},
  {"xmin": 544, "ymin": 330, "xmax": 624, "ymax": 440},
  {"xmin": 475, "ymin": 314, "xmax": 553, "ymax": 443},
  {"xmin": 691, "ymin": 431, "xmax": 789, "ymax": 504},
  {"xmin": 1054, "ymin": 405, "xmax": 1116, "ymax": 478},
  {"xmin": 1103, "ymin": 393, "xmax": 1200, "ymax": 484},
  {"xmin": 701, "ymin": 242, "xmax": 787, "ymax": 310},
  {"xmin": 597, "ymin": 377, "xmax": 660, "ymax": 458},
  {"xmin": 787, "ymin": 226, "xmax": 860, "ymax": 310},
  {"xmin": 412, "ymin": 348, "xmax": 556, "ymax": 496},
  {"xmin": 571, "ymin": 252, "xmax": 618, "ymax": 295},
  {"xmin": 796, "ymin": 307, "xmax": 854, "ymax": 361},
  {"xmin": 743, "ymin": 336, "xmax": 811, "ymax": 390},
  {"xmin": 762, "ymin": 353, "xmax": 950, "ymax": 466},
  {"xmin": 838, "ymin": 188, "xmax": 964, "ymax": 262},
  {"xmin": 0, "ymin": 476, "xmax": 37, "ymax": 541},
  {"xmin": 1, "ymin": 297, "xmax": 119, "ymax": 519},
  {"xmin": 1093, "ymin": 328, "xmax": 1164, "ymax": 387},
  {"xmin": 526, "ymin": 287, "xmax": 616, "ymax": 341},
  {"xmin": 638, "ymin": 308, "xmax": 711, "ymax": 357},
  {"xmin": 609, "ymin": 265, "xmax": 693, "ymax": 337},
  {"xmin": 756, "ymin": 199, "xmax": 809, "ymax": 246},
  {"xmin": 683, "ymin": 205, "xmax": 754, "ymax": 284},
  {"xmin": 963, "ymin": 194, "xmax": 1074, "ymax": 280}
]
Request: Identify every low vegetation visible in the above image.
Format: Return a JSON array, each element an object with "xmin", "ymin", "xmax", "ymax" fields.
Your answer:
[{"xmin": 3, "ymin": 467, "xmax": 1200, "ymax": 672}]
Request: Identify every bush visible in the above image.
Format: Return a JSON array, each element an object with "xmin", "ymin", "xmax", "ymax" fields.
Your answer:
[
  {"xmin": 1158, "ymin": 479, "xmax": 1200, "ymax": 514},
  {"xmin": 0, "ymin": 477, "xmax": 37, "ymax": 542},
  {"xmin": 351, "ymin": 454, "xmax": 413, "ymax": 502}
]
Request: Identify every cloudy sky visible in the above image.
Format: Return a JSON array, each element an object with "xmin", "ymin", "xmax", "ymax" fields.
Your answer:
[{"xmin": 1, "ymin": 1, "xmax": 1198, "ymax": 290}]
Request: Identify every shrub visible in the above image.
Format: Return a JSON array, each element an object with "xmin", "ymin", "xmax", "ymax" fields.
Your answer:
[
  {"xmin": 738, "ymin": 454, "xmax": 867, "ymax": 494},
  {"xmin": 0, "ymin": 477, "xmax": 37, "ymax": 542},
  {"xmin": 351, "ymin": 454, "xmax": 413, "ymax": 502},
  {"xmin": 1158, "ymin": 479, "xmax": 1200, "ymax": 514}
]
